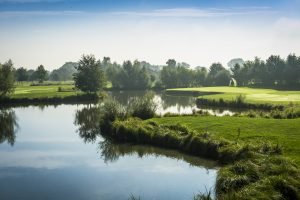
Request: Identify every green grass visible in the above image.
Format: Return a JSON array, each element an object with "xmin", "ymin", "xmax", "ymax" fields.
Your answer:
[
  {"xmin": 151, "ymin": 116, "xmax": 300, "ymax": 165},
  {"xmin": 109, "ymin": 117, "xmax": 299, "ymax": 199},
  {"xmin": 10, "ymin": 82, "xmax": 80, "ymax": 99},
  {"xmin": 167, "ymin": 87, "xmax": 300, "ymax": 105}
]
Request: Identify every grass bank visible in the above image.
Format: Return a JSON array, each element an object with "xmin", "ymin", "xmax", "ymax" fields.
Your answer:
[
  {"xmin": 0, "ymin": 82, "xmax": 100, "ymax": 106},
  {"xmin": 108, "ymin": 117, "xmax": 299, "ymax": 199},
  {"xmin": 152, "ymin": 116, "xmax": 300, "ymax": 165},
  {"xmin": 11, "ymin": 83, "xmax": 77, "ymax": 99},
  {"xmin": 84, "ymin": 93, "xmax": 300, "ymax": 199},
  {"xmin": 166, "ymin": 87, "xmax": 300, "ymax": 106}
]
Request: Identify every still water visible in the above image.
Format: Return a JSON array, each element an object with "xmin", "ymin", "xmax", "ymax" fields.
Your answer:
[
  {"xmin": 109, "ymin": 90, "xmax": 235, "ymax": 116},
  {"xmin": 0, "ymin": 105, "xmax": 217, "ymax": 200}
]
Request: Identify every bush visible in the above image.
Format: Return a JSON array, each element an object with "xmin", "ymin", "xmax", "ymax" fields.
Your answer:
[{"xmin": 128, "ymin": 91, "xmax": 157, "ymax": 120}]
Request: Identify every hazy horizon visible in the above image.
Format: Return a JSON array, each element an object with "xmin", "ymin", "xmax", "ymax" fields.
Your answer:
[{"xmin": 0, "ymin": 0, "xmax": 300, "ymax": 70}]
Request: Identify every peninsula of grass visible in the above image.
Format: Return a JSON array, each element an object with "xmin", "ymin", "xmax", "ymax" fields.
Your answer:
[
  {"xmin": 90, "ymin": 96, "xmax": 300, "ymax": 199},
  {"xmin": 107, "ymin": 116, "xmax": 299, "ymax": 199},
  {"xmin": 0, "ymin": 82, "xmax": 100, "ymax": 106},
  {"xmin": 166, "ymin": 87, "xmax": 300, "ymax": 106},
  {"xmin": 151, "ymin": 116, "xmax": 300, "ymax": 165}
]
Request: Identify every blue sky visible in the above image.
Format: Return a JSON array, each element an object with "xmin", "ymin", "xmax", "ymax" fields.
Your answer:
[
  {"xmin": 0, "ymin": 0, "xmax": 300, "ymax": 69},
  {"xmin": 0, "ymin": 0, "xmax": 299, "ymax": 11}
]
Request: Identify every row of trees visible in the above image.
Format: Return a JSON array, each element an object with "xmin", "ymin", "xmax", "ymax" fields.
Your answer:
[
  {"xmin": 106, "ymin": 60, "xmax": 155, "ymax": 89},
  {"xmin": 1, "ymin": 53, "xmax": 300, "ymax": 96},
  {"xmin": 231, "ymin": 54, "xmax": 300, "ymax": 87},
  {"xmin": 15, "ymin": 65, "xmax": 49, "ymax": 83},
  {"xmin": 74, "ymin": 54, "xmax": 300, "ymax": 92},
  {"xmin": 15, "ymin": 62, "xmax": 78, "ymax": 83},
  {"xmin": 160, "ymin": 60, "xmax": 231, "ymax": 88}
]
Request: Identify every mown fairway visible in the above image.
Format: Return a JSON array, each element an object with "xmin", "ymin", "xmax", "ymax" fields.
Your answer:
[
  {"xmin": 168, "ymin": 87, "xmax": 300, "ymax": 105},
  {"xmin": 151, "ymin": 116, "xmax": 300, "ymax": 165},
  {"xmin": 10, "ymin": 82, "xmax": 78, "ymax": 99}
]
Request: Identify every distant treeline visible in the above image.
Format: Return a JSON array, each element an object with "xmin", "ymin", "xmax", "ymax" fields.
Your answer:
[
  {"xmin": 14, "ymin": 62, "xmax": 78, "ymax": 83},
  {"xmin": 231, "ymin": 55, "xmax": 300, "ymax": 88},
  {"xmin": 5, "ymin": 53, "xmax": 300, "ymax": 89}
]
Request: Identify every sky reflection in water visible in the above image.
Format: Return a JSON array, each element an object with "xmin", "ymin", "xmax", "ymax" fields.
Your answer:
[{"xmin": 0, "ymin": 97, "xmax": 217, "ymax": 200}]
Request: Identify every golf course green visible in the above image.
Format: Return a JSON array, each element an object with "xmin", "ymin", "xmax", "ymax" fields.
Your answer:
[{"xmin": 167, "ymin": 87, "xmax": 300, "ymax": 105}]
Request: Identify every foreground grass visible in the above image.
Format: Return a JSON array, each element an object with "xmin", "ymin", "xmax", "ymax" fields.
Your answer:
[
  {"xmin": 97, "ymin": 95, "xmax": 300, "ymax": 199},
  {"xmin": 167, "ymin": 87, "xmax": 300, "ymax": 105},
  {"xmin": 151, "ymin": 116, "xmax": 300, "ymax": 165},
  {"xmin": 109, "ymin": 117, "xmax": 299, "ymax": 199}
]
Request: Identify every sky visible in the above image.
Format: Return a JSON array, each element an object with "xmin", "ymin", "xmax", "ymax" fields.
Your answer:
[{"xmin": 0, "ymin": 0, "xmax": 300, "ymax": 70}]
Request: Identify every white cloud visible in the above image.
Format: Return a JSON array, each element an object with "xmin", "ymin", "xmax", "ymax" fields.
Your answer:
[{"xmin": 0, "ymin": 8, "xmax": 299, "ymax": 69}]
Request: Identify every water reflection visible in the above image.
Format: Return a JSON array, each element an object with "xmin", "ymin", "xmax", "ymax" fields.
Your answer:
[
  {"xmin": 74, "ymin": 106, "xmax": 102, "ymax": 143},
  {"xmin": 109, "ymin": 90, "xmax": 198, "ymax": 115},
  {"xmin": 0, "ymin": 109, "xmax": 18, "ymax": 146},
  {"xmin": 108, "ymin": 90, "xmax": 235, "ymax": 116},
  {"xmin": 74, "ymin": 106, "xmax": 217, "ymax": 169},
  {"xmin": 0, "ymin": 105, "xmax": 217, "ymax": 200},
  {"xmin": 98, "ymin": 140, "xmax": 216, "ymax": 169}
]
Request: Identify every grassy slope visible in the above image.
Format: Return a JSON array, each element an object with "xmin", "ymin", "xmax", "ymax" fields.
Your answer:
[
  {"xmin": 10, "ymin": 83, "xmax": 80, "ymax": 99},
  {"xmin": 151, "ymin": 116, "xmax": 300, "ymax": 165},
  {"xmin": 168, "ymin": 87, "xmax": 300, "ymax": 105}
]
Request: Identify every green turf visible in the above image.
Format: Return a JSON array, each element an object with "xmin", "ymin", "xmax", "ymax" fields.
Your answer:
[
  {"xmin": 167, "ymin": 87, "xmax": 300, "ymax": 105},
  {"xmin": 151, "ymin": 116, "xmax": 300, "ymax": 165},
  {"xmin": 10, "ymin": 83, "xmax": 80, "ymax": 99}
]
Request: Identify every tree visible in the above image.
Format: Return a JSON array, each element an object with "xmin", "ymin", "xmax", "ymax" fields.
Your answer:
[
  {"xmin": 73, "ymin": 54, "xmax": 106, "ymax": 93},
  {"xmin": 214, "ymin": 70, "xmax": 231, "ymax": 86},
  {"xmin": 105, "ymin": 62, "xmax": 122, "ymax": 88},
  {"xmin": 166, "ymin": 59, "xmax": 177, "ymax": 68},
  {"xmin": 0, "ymin": 60, "xmax": 15, "ymax": 97},
  {"xmin": 35, "ymin": 65, "xmax": 47, "ymax": 83},
  {"xmin": 285, "ymin": 54, "xmax": 300, "ymax": 87},
  {"xmin": 227, "ymin": 58, "xmax": 244, "ymax": 69},
  {"xmin": 16, "ymin": 67, "xmax": 29, "ymax": 82},
  {"xmin": 193, "ymin": 67, "xmax": 207, "ymax": 86},
  {"xmin": 207, "ymin": 63, "xmax": 226, "ymax": 85},
  {"xmin": 49, "ymin": 62, "xmax": 77, "ymax": 81},
  {"xmin": 160, "ymin": 65, "xmax": 178, "ymax": 88}
]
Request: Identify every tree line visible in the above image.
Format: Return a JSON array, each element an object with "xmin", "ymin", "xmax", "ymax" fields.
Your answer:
[
  {"xmin": 1, "ymin": 53, "xmax": 300, "ymax": 96},
  {"xmin": 14, "ymin": 62, "xmax": 78, "ymax": 83},
  {"xmin": 231, "ymin": 54, "xmax": 300, "ymax": 88}
]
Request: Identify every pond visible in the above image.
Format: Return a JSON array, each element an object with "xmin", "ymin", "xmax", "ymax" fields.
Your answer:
[
  {"xmin": 0, "ymin": 105, "xmax": 217, "ymax": 200},
  {"xmin": 109, "ymin": 90, "xmax": 236, "ymax": 116}
]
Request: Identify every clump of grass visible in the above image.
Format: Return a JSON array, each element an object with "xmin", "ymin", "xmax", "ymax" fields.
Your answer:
[
  {"xmin": 241, "ymin": 106, "xmax": 300, "ymax": 119},
  {"xmin": 193, "ymin": 188, "xmax": 213, "ymax": 200},
  {"xmin": 100, "ymin": 92, "xmax": 157, "ymax": 123},
  {"xmin": 128, "ymin": 91, "xmax": 157, "ymax": 120},
  {"xmin": 235, "ymin": 94, "xmax": 246, "ymax": 105},
  {"xmin": 128, "ymin": 194, "xmax": 141, "ymax": 200},
  {"xmin": 216, "ymin": 157, "xmax": 300, "ymax": 199}
]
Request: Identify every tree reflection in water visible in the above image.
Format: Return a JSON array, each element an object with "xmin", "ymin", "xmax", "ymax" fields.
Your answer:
[
  {"xmin": 0, "ymin": 109, "xmax": 18, "ymax": 146},
  {"xmin": 74, "ymin": 106, "xmax": 102, "ymax": 143},
  {"xmin": 97, "ymin": 140, "xmax": 216, "ymax": 169},
  {"xmin": 74, "ymin": 106, "xmax": 216, "ymax": 169}
]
